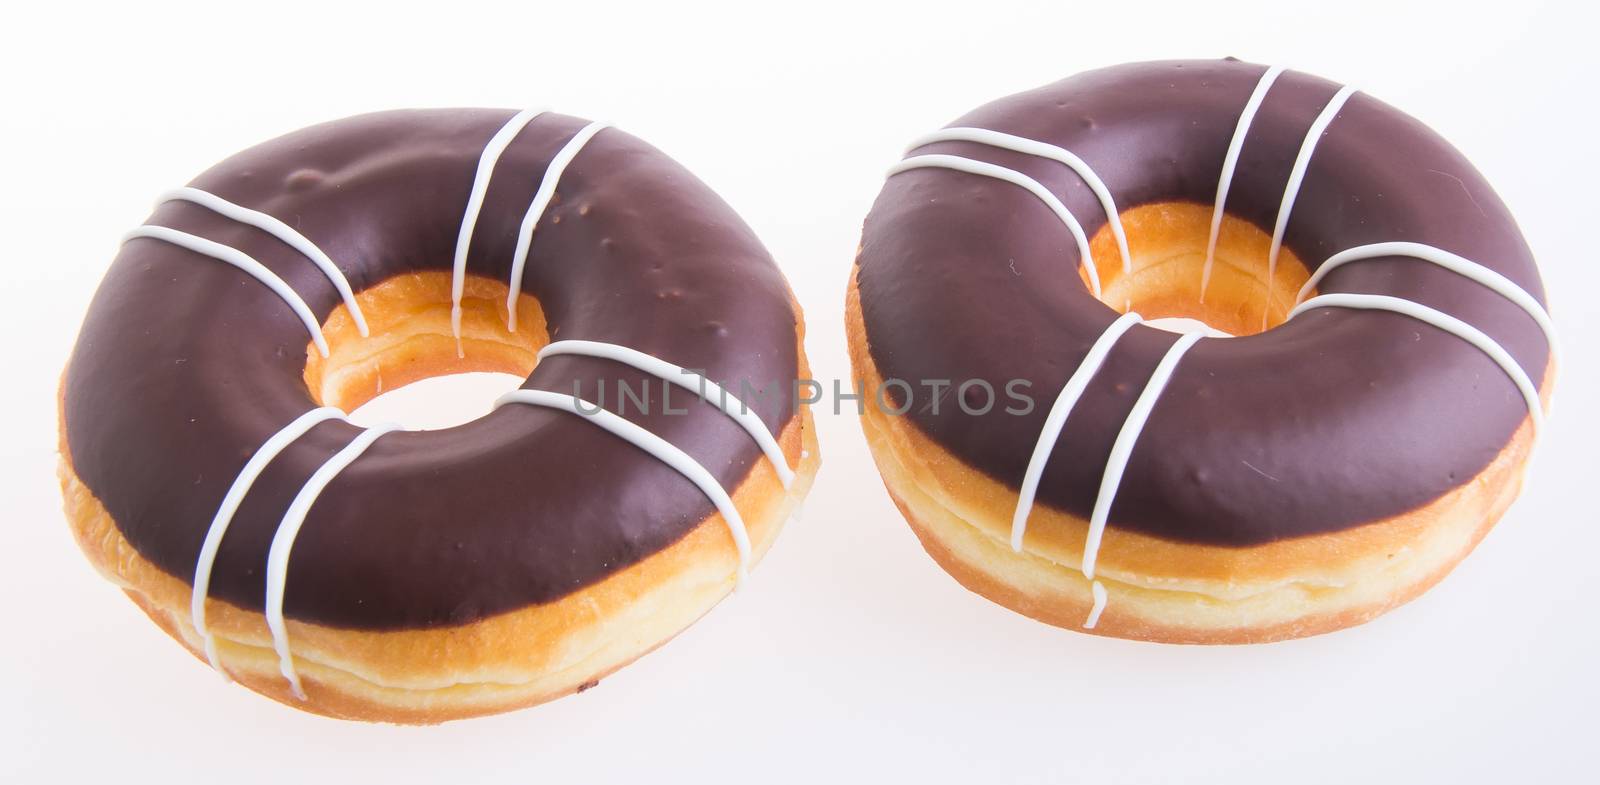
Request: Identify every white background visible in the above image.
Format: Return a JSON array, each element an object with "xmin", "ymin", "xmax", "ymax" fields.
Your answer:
[{"xmin": 6, "ymin": 1, "xmax": 1597, "ymax": 782}]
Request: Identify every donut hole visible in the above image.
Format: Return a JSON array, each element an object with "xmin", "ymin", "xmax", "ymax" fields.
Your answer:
[
  {"xmin": 303, "ymin": 271, "xmax": 549, "ymax": 425},
  {"xmin": 340, "ymin": 372, "xmax": 528, "ymax": 430},
  {"xmin": 1083, "ymin": 202, "xmax": 1314, "ymax": 337}
]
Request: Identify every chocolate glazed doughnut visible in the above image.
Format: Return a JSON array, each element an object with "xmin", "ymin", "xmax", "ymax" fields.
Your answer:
[
  {"xmin": 60, "ymin": 109, "xmax": 819, "ymax": 722},
  {"xmin": 847, "ymin": 59, "xmax": 1554, "ymax": 643}
]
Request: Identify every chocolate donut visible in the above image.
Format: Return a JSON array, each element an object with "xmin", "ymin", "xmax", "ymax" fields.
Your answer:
[
  {"xmin": 60, "ymin": 109, "xmax": 819, "ymax": 722},
  {"xmin": 847, "ymin": 59, "xmax": 1554, "ymax": 643}
]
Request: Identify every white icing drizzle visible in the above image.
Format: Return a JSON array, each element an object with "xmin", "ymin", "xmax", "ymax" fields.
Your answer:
[
  {"xmin": 1201, "ymin": 64, "xmax": 1287, "ymax": 301},
  {"xmin": 159, "ymin": 187, "xmax": 370, "ymax": 336},
  {"xmin": 888, "ymin": 154, "xmax": 1103, "ymax": 298},
  {"xmin": 190, "ymin": 406, "xmax": 345, "ymax": 679},
  {"xmin": 506, "ymin": 122, "xmax": 609, "ymax": 331},
  {"xmin": 1085, "ymin": 580, "xmax": 1108, "ymax": 629},
  {"xmin": 537, "ymin": 339, "xmax": 795, "ymax": 488},
  {"xmin": 450, "ymin": 108, "xmax": 546, "ymax": 353},
  {"xmin": 1083, "ymin": 331, "xmax": 1205, "ymax": 583},
  {"xmin": 1288, "ymin": 293, "xmax": 1544, "ymax": 434},
  {"xmin": 1262, "ymin": 85, "xmax": 1359, "ymax": 328},
  {"xmin": 495, "ymin": 389, "xmax": 753, "ymax": 585},
  {"xmin": 265, "ymin": 423, "xmax": 401, "ymax": 700},
  {"xmin": 1296, "ymin": 242, "xmax": 1559, "ymax": 364},
  {"xmin": 1004, "ymin": 305, "xmax": 1205, "ymax": 627},
  {"xmin": 123, "ymin": 225, "xmax": 330, "ymax": 357},
  {"xmin": 1010, "ymin": 312, "xmax": 1143, "ymax": 551},
  {"xmin": 909, "ymin": 127, "xmax": 1132, "ymax": 274}
]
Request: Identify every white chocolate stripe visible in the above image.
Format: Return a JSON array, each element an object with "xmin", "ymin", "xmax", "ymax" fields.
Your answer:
[
  {"xmin": 910, "ymin": 127, "xmax": 1132, "ymax": 274},
  {"xmin": 506, "ymin": 122, "xmax": 609, "ymax": 331},
  {"xmin": 451, "ymin": 107, "xmax": 546, "ymax": 350},
  {"xmin": 1085, "ymin": 580, "xmax": 1109, "ymax": 629},
  {"xmin": 123, "ymin": 225, "xmax": 330, "ymax": 357},
  {"xmin": 537, "ymin": 339, "xmax": 795, "ymax": 488},
  {"xmin": 1010, "ymin": 311, "xmax": 1143, "ymax": 551},
  {"xmin": 159, "ymin": 187, "xmax": 370, "ymax": 336},
  {"xmin": 889, "ymin": 154, "xmax": 1103, "ymax": 298},
  {"xmin": 1263, "ymin": 85, "xmax": 1359, "ymax": 328},
  {"xmin": 495, "ymin": 389, "xmax": 753, "ymax": 586},
  {"xmin": 1083, "ymin": 331, "xmax": 1205, "ymax": 582},
  {"xmin": 1288, "ymin": 293, "xmax": 1544, "ymax": 434},
  {"xmin": 1296, "ymin": 242, "xmax": 1558, "ymax": 364},
  {"xmin": 190, "ymin": 406, "xmax": 345, "ymax": 679},
  {"xmin": 1201, "ymin": 64, "xmax": 1287, "ymax": 301},
  {"xmin": 265, "ymin": 423, "xmax": 402, "ymax": 700}
]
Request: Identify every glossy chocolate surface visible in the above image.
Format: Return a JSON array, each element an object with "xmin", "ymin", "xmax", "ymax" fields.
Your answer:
[
  {"xmin": 65, "ymin": 110, "xmax": 800, "ymax": 629},
  {"xmin": 856, "ymin": 59, "xmax": 1549, "ymax": 545}
]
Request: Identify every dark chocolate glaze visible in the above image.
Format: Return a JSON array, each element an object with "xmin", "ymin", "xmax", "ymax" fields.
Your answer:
[
  {"xmin": 856, "ymin": 59, "xmax": 1550, "ymax": 546},
  {"xmin": 64, "ymin": 110, "xmax": 801, "ymax": 630}
]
